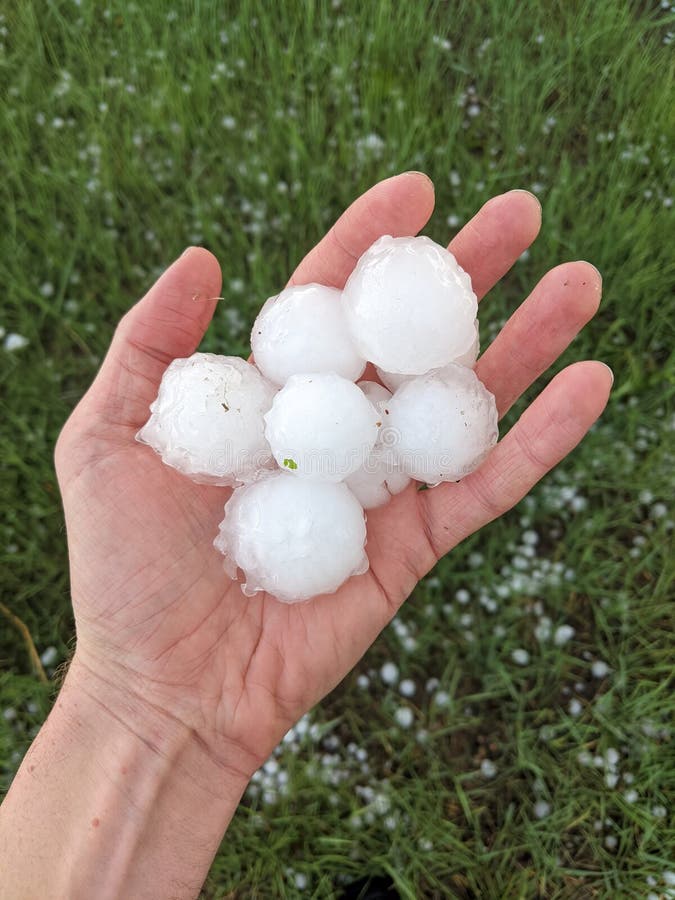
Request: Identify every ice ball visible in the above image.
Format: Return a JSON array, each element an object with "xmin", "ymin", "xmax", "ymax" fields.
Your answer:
[
  {"xmin": 251, "ymin": 283, "xmax": 366, "ymax": 386},
  {"xmin": 376, "ymin": 319, "xmax": 480, "ymax": 392},
  {"xmin": 345, "ymin": 381, "xmax": 411, "ymax": 509},
  {"xmin": 387, "ymin": 364, "xmax": 498, "ymax": 485},
  {"xmin": 137, "ymin": 353, "xmax": 276, "ymax": 485},
  {"xmin": 214, "ymin": 472, "xmax": 368, "ymax": 602},
  {"xmin": 342, "ymin": 235, "xmax": 478, "ymax": 375},
  {"xmin": 264, "ymin": 372, "xmax": 379, "ymax": 481}
]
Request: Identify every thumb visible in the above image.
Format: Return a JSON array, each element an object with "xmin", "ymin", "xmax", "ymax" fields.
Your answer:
[{"xmin": 82, "ymin": 246, "xmax": 222, "ymax": 432}]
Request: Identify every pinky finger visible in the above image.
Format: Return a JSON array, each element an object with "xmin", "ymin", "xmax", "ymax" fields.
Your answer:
[{"xmin": 418, "ymin": 361, "xmax": 613, "ymax": 558}]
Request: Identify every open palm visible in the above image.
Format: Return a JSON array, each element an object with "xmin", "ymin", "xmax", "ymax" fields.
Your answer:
[{"xmin": 56, "ymin": 173, "xmax": 609, "ymax": 775}]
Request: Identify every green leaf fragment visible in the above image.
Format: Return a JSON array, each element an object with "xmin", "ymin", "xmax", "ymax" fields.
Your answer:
[{"xmin": 283, "ymin": 458, "xmax": 298, "ymax": 470}]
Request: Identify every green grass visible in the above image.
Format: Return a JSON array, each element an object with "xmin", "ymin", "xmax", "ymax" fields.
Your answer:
[{"xmin": 1, "ymin": 1, "xmax": 674, "ymax": 897}]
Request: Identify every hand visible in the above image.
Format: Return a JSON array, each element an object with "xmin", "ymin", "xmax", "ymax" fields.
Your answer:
[{"xmin": 56, "ymin": 173, "xmax": 610, "ymax": 778}]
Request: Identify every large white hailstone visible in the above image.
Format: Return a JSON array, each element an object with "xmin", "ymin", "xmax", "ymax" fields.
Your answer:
[
  {"xmin": 250, "ymin": 283, "xmax": 366, "ymax": 386},
  {"xmin": 346, "ymin": 381, "xmax": 411, "ymax": 509},
  {"xmin": 387, "ymin": 364, "xmax": 498, "ymax": 485},
  {"xmin": 214, "ymin": 472, "xmax": 368, "ymax": 602},
  {"xmin": 376, "ymin": 319, "xmax": 480, "ymax": 392},
  {"xmin": 137, "ymin": 353, "xmax": 276, "ymax": 485},
  {"xmin": 342, "ymin": 235, "xmax": 478, "ymax": 374},
  {"xmin": 264, "ymin": 372, "xmax": 379, "ymax": 481}
]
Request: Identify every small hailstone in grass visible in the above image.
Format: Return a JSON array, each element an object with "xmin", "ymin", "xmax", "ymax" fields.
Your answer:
[
  {"xmin": 568, "ymin": 698, "xmax": 582, "ymax": 717},
  {"xmin": 264, "ymin": 372, "xmax": 378, "ymax": 481},
  {"xmin": 512, "ymin": 648, "xmax": 530, "ymax": 666},
  {"xmin": 592, "ymin": 660, "xmax": 610, "ymax": 678},
  {"xmin": 356, "ymin": 674, "xmax": 370, "ymax": 689},
  {"xmin": 605, "ymin": 747, "xmax": 620, "ymax": 767},
  {"xmin": 343, "ymin": 235, "xmax": 478, "ymax": 374},
  {"xmin": 250, "ymin": 283, "xmax": 366, "ymax": 386},
  {"xmin": 434, "ymin": 690, "xmax": 450, "ymax": 707},
  {"xmin": 480, "ymin": 758, "xmax": 497, "ymax": 778},
  {"xmin": 214, "ymin": 472, "xmax": 367, "ymax": 602},
  {"xmin": 604, "ymin": 835, "xmax": 618, "ymax": 850},
  {"xmin": 138, "ymin": 353, "xmax": 276, "ymax": 485},
  {"xmin": 534, "ymin": 800, "xmax": 551, "ymax": 819},
  {"xmin": 3, "ymin": 333, "xmax": 29, "ymax": 351},
  {"xmin": 554, "ymin": 624, "xmax": 575, "ymax": 646},
  {"xmin": 399, "ymin": 678, "xmax": 416, "ymax": 697},
  {"xmin": 394, "ymin": 706, "xmax": 414, "ymax": 728},
  {"xmin": 375, "ymin": 320, "xmax": 480, "ymax": 392},
  {"xmin": 652, "ymin": 804, "xmax": 667, "ymax": 819},
  {"xmin": 387, "ymin": 365, "xmax": 498, "ymax": 484},
  {"xmin": 623, "ymin": 788, "xmax": 638, "ymax": 803},
  {"xmin": 381, "ymin": 662, "xmax": 399, "ymax": 685},
  {"xmin": 663, "ymin": 871, "xmax": 675, "ymax": 886},
  {"xmin": 346, "ymin": 381, "xmax": 410, "ymax": 508},
  {"xmin": 40, "ymin": 646, "xmax": 59, "ymax": 666},
  {"xmin": 605, "ymin": 772, "xmax": 619, "ymax": 789}
]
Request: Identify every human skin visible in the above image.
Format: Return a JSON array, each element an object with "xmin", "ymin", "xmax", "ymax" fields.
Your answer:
[{"xmin": 0, "ymin": 173, "xmax": 611, "ymax": 899}]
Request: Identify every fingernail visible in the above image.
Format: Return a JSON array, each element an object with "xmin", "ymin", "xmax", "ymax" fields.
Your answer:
[
  {"xmin": 579, "ymin": 260, "xmax": 603, "ymax": 287},
  {"xmin": 595, "ymin": 361, "xmax": 614, "ymax": 386},
  {"xmin": 180, "ymin": 246, "xmax": 197, "ymax": 258},
  {"xmin": 403, "ymin": 170, "xmax": 434, "ymax": 186},
  {"xmin": 509, "ymin": 188, "xmax": 542, "ymax": 213}
]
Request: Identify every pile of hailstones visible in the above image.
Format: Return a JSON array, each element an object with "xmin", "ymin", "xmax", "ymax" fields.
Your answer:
[{"xmin": 139, "ymin": 236, "xmax": 498, "ymax": 602}]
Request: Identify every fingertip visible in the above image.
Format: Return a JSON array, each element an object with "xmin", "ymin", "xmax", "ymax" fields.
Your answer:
[
  {"xmin": 543, "ymin": 260, "xmax": 603, "ymax": 320},
  {"xmin": 576, "ymin": 259, "xmax": 603, "ymax": 291},
  {"xmin": 401, "ymin": 169, "xmax": 435, "ymax": 195},
  {"xmin": 552, "ymin": 360, "xmax": 614, "ymax": 423},
  {"xmin": 588, "ymin": 359, "xmax": 614, "ymax": 389},
  {"xmin": 381, "ymin": 170, "xmax": 436, "ymax": 227},
  {"xmin": 498, "ymin": 189, "xmax": 542, "ymax": 241},
  {"xmin": 176, "ymin": 246, "xmax": 223, "ymax": 296}
]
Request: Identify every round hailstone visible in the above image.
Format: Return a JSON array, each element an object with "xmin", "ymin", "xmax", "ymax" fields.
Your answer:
[
  {"xmin": 342, "ymin": 235, "xmax": 477, "ymax": 374},
  {"xmin": 214, "ymin": 472, "xmax": 368, "ymax": 602},
  {"xmin": 376, "ymin": 319, "xmax": 480, "ymax": 392},
  {"xmin": 345, "ymin": 381, "xmax": 411, "ymax": 509},
  {"xmin": 264, "ymin": 372, "xmax": 379, "ymax": 481},
  {"xmin": 137, "ymin": 353, "xmax": 276, "ymax": 485},
  {"xmin": 387, "ymin": 364, "xmax": 498, "ymax": 485},
  {"xmin": 250, "ymin": 283, "xmax": 366, "ymax": 386}
]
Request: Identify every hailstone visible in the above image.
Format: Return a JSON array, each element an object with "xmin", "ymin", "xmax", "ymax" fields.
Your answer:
[
  {"xmin": 214, "ymin": 472, "xmax": 368, "ymax": 602},
  {"xmin": 387, "ymin": 364, "xmax": 498, "ymax": 485},
  {"xmin": 251, "ymin": 283, "xmax": 366, "ymax": 386},
  {"xmin": 345, "ymin": 381, "xmax": 411, "ymax": 509},
  {"xmin": 342, "ymin": 235, "xmax": 478, "ymax": 375},
  {"xmin": 137, "ymin": 353, "xmax": 276, "ymax": 485},
  {"xmin": 376, "ymin": 319, "xmax": 480, "ymax": 391},
  {"xmin": 264, "ymin": 372, "xmax": 379, "ymax": 481}
]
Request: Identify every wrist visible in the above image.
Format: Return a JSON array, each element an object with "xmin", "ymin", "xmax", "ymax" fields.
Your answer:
[
  {"xmin": 65, "ymin": 652, "xmax": 254, "ymax": 801},
  {"xmin": 1, "ymin": 654, "xmax": 250, "ymax": 900}
]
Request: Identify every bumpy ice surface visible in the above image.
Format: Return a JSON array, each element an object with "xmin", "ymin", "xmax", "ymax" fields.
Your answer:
[
  {"xmin": 387, "ymin": 364, "xmax": 498, "ymax": 485},
  {"xmin": 376, "ymin": 318, "xmax": 480, "ymax": 392},
  {"xmin": 345, "ymin": 381, "xmax": 411, "ymax": 508},
  {"xmin": 251, "ymin": 283, "xmax": 366, "ymax": 386},
  {"xmin": 214, "ymin": 472, "xmax": 368, "ymax": 602},
  {"xmin": 264, "ymin": 372, "xmax": 379, "ymax": 481},
  {"xmin": 342, "ymin": 235, "xmax": 478, "ymax": 375},
  {"xmin": 137, "ymin": 353, "xmax": 276, "ymax": 485}
]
